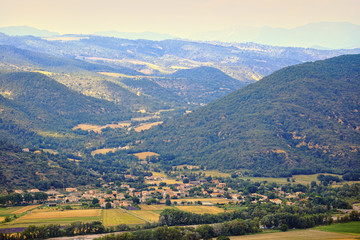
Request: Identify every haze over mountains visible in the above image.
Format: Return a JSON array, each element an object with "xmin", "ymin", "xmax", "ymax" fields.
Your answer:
[
  {"xmin": 0, "ymin": 30, "xmax": 359, "ymax": 181},
  {"xmin": 1, "ymin": 22, "xmax": 360, "ymax": 49}
]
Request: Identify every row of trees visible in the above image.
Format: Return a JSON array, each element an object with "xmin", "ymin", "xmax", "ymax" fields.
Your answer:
[
  {"xmin": 0, "ymin": 192, "xmax": 48, "ymax": 205},
  {"xmin": 0, "ymin": 221, "xmax": 105, "ymax": 240}
]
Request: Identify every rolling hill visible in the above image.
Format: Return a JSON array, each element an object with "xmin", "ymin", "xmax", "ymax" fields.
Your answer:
[{"xmin": 139, "ymin": 54, "xmax": 360, "ymax": 176}]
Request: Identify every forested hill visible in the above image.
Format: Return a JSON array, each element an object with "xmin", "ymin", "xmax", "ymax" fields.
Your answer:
[
  {"xmin": 0, "ymin": 71, "xmax": 131, "ymax": 131},
  {"xmin": 139, "ymin": 54, "xmax": 360, "ymax": 177},
  {"xmin": 0, "ymin": 140, "xmax": 96, "ymax": 190}
]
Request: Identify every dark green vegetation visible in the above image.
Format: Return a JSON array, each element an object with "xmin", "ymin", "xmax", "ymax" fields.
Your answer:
[
  {"xmin": 0, "ymin": 71, "xmax": 130, "ymax": 133},
  {"xmin": 0, "ymin": 141, "xmax": 95, "ymax": 189},
  {"xmin": 140, "ymin": 54, "xmax": 360, "ymax": 176}
]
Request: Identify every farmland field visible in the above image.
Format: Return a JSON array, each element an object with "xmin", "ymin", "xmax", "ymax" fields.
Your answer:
[
  {"xmin": 73, "ymin": 122, "xmax": 130, "ymax": 133},
  {"xmin": 0, "ymin": 206, "xmax": 25, "ymax": 215},
  {"xmin": 229, "ymin": 229, "xmax": 358, "ymax": 240},
  {"xmin": 131, "ymin": 210, "xmax": 160, "ymax": 222},
  {"xmin": 133, "ymin": 152, "xmax": 159, "ymax": 160},
  {"xmin": 315, "ymin": 221, "xmax": 360, "ymax": 234},
  {"xmin": 12, "ymin": 205, "xmax": 41, "ymax": 214},
  {"xmin": 0, "ymin": 209, "xmax": 101, "ymax": 228},
  {"xmin": 138, "ymin": 205, "xmax": 173, "ymax": 211},
  {"xmin": 102, "ymin": 209, "xmax": 146, "ymax": 226},
  {"xmin": 175, "ymin": 206, "xmax": 225, "ymax": 214},
  {"xmin": 18, "ymin": 209, "xmax": 101, "ymax": 219},
  {"xmin": 0, "ymin": 217, "xmax": 4, "ymax": 222}
]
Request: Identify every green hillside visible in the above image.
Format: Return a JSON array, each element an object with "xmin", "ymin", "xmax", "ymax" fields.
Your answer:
[
  {"xmin": 139, "ymin": 54, "xmax": 360, "ymax": 176},
  {"xmin": 0, "ymin": 71, "xmax": 131, "ymax": 131},
  {"xmin": 0, "ymin": 140, "xmax": 96, "ymax": 190}
]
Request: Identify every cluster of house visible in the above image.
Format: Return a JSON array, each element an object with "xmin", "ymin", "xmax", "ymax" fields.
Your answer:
[{"xmin": 13, "ymin": 175, "xmax": 307, "ymax": 208}]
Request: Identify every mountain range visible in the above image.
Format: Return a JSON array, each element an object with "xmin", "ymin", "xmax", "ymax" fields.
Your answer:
[{"xmin": 138, "ymin": 54, "xmax": 360, "ymax": 177}]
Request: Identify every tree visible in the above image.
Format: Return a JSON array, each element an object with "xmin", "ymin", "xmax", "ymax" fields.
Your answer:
[
  {"xmin": 105, "ymin": 202, "xmax": 112, "ymax": 209},
  {"xmin": 280, "ymin": 224, "xmax": 288, "ymax": 231},
  {"xmin": 92, "ymin": 198, "xmax": 99, "ymax": 205},
  {"xmin": 166, "ymin": 199, "xmax": 172, "ymax": 206}
]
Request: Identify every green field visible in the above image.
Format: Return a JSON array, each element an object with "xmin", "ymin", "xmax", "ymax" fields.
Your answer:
[
  {"xmin": 315, "ymin": 221, "xmax": 360, "ymax": 235},
  {"xmin": 102, "ymin": 209, "xmax": 146, "ymax": 226},
  {"xmin": 0, "ymin": 206, "xmax": 25, "ymax": 216}
]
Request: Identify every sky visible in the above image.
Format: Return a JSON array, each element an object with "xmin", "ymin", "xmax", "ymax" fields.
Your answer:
[{"xmin": 1, "ymin": 0, "xmax": 360, "ymax": 37}]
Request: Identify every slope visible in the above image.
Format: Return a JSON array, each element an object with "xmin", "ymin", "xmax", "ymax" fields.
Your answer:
[
  {"xmin": 139, "ymin": 54, "xmax": 360, "ymax": 176},
  {"xmin": 0, "ymin": 140, "xmax": 96, "ymax": 190},
  {"xmin": 0, "ymin": 71, "xmax": 130, "ymax": 131}
]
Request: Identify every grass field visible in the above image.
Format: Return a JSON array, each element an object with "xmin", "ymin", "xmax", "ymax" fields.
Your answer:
[
  {"xmin": 134, "ymin": 122, "xmax": 163, "ymax": 132},
  {"xmin": 12, "ymin": 205, "xmax": 41, "ymax": 214},
  {"xmin": 131, "ymin": 210, "xmax": 160, "ymax": 223},
  {"xmin": 102, "ymin": 209, "xmax": 146, "ymax": 226},
  {"xmin": 229, "ymin": 229, "xmax": 358, "ymax": 240},
  {"xmin": 0, "ymin": 217, "xmax": 4, "ymax": 222},
  {"xmin": 151, "ymin": 171, "xmax": 167, "ymax": 178},
  {"xmin": 203, "ymin": 170, "xmax": 231, "ymax": 178},
  {"xmin": 0, "ymin": 206, "xmax": 25, "ymax": 215},
  {"xmin": 176, "ymin": 206, "xmax": 225, "ymax": 215},
  {"xmin": 133, "ymin": 152, "xmax": 159, "ymax": 160},
  {"xmin": 315, "ymin": 222, "xmax": 360, "ymax": 235}
]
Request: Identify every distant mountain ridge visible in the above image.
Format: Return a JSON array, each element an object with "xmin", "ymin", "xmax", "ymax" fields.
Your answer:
[
  {"xmin": 191, "ymin": 22, "xmax": 360, "ymax": 49},
  {"xmin": 0, "ymin": 26, "xmax": 59, "ymax": 37},
  {"xmin": 139, "ymin": 54, "xmax": 360, "ymax": 176},
  {"xmin": 93, "ymin": 31, "xmax": 175, "ymax": 41}
]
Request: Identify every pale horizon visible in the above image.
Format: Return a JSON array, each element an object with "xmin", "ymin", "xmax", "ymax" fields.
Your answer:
[{"xmin": 1, "ymin": 0, "xmax": 360, "ymax": 38}]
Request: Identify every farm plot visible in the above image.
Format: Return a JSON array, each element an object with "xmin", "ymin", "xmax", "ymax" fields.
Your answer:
[
  {"xmin": 12, "ymin": 205, "xmax": 41, "ymax": 214},
  {"xmin": 1, "ymin": 209, "xmax": 101, "ymax": 228},
  {"xmin": 102, "ymin": 209, "xmax": 145, "ymax": 226},
  {"xmin": 0, "ymin": 206, "xmax": 24, "ymax": 215},
  {"xmin": 173, "ymin": 198, "xmax": 233, "ymax": 204},
  {"xmin": 139, "ymin": 205, "xmax": 173, "ymax": 211},
  {"xmin": 176, "ymin": 206, "xmax": 225, "ymax": 215},
  {"xmin": 131, "ymin": 211, "xmax": 160, "ymax": 223},
  {"xmin": 229, "ymin": 229, "xmax": 358, "ymax": 240}
]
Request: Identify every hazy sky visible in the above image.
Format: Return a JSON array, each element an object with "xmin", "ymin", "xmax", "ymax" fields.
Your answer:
[{"xmin": 1, "ymin": 0, "xmax": 360, "ymax": 37}]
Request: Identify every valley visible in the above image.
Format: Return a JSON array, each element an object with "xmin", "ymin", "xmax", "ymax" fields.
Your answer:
[{"xmin": 0, "ymin": 32, "xmax": 359, "ymax": 239}]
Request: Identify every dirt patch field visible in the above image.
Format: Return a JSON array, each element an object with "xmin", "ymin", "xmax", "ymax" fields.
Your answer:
[
  {"xmin": 73, "ymin": 122, "xmax": 130, "ymax": 133},
  {"xmin": 134, "ymin": 122, "xmax": 163, "ymax": 132},
  {"xmin": 18, "ymin": 209, "xmax": 101, "ymax": 220},
  {"xmin": 133, "ymin": 152, "xmax": 159, "ymax": 160}
]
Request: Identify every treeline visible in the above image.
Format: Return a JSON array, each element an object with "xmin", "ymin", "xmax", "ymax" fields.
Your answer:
[
  {"xmin": 0, "ymin": 192, "xmax": 47, "ymax": 205},
  {"xmin": 95, "ymin": 219, "xmax": 259, "ymax": 240},
  {"xmin": 0, "ymin": 221, "xmax": 105, "ymax": 240}
]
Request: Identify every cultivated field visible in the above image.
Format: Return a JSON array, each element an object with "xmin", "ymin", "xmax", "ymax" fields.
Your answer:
[
  {"xmin": 131, "ymin": 210, "xmax": 160, "ymax": 223},
  {"xmin": 229, "ymin": 229, "xmax": 358, "ymax": 240},
  {"xmin": 138, "ymin": 205, "xmax": 173, "ymax": 211},
  {"xmin": 133, "ymin": 152, "xmax": 159, "ymax": 160},
  {"xmin": 0, "ymin": 217, "xmax": 4, "ymax": 222},
  {"xmin": 0, "ymin": 209, "xmax": 101, "ymax": 228},
  {"xmin": 175, "ymin": 206, "xmax": 225, "ymax": 215},
  {"xmin": 102, "ymin": 209, "xmax": 146, "ymax": 226},
  {"xmin": 134, "ymin": 122, "xmax": 163, "ymax": 132},
  {"xmin": 0, "ymin": 206, "xmax": 25, "ymax": 215},
  {"xmin": 12, "ymin": 205, "xmax": 41, "ymax": 214},
  {"xmin": 19, "ymin": 209, "xmax": 101, "ymax": 219}
]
